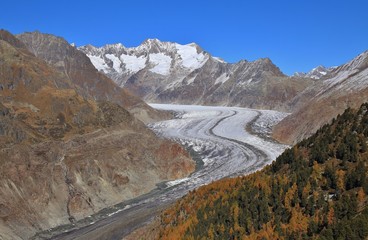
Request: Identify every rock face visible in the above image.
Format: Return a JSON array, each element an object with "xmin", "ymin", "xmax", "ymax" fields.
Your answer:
[
  {"xmin": 79, "ymin": 40, "xmax": 312, "ymax": 111},
  {"xmin": 0, "ymin": 30, "xmax": 194, "ymax": 239},
  {"xmin": 17, "ymin": 32, "xmax": 168, "ymax": 123},
  {"xmin": 274, "ymin": 51, "xmax": 368, "ymax": 144}
]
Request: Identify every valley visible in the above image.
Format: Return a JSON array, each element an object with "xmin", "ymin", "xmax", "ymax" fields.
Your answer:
[
  {"xmin": 36, "ymin": 104, "xmax": 288, "ymax": 239},
  {"xmin": 2, "ymin": 1, "xmax": 368, "ymax": 239}
]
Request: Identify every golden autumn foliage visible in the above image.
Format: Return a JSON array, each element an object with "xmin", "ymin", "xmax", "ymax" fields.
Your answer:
[{"xmin": 156, "ymin": 104, "xmax": 368, "ymax": 240}]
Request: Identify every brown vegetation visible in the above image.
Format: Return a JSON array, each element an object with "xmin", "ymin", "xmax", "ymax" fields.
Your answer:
[{"xmin": 0, "ymin": 30, "xmax": 194, "ymax": 239}]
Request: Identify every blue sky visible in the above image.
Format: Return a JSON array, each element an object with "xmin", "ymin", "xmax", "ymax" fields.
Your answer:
[{"xmin": 1, "ymin": 0, "xmax": 368, "ymax": 75}]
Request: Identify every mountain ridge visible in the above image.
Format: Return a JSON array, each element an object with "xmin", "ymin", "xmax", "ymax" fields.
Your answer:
[
  {"xmin": 293, "ymin": 65, "xmax": 336, "ymax": 79},
  {"xmin": 274, "ymin": 50, "xmax": 368, "ymax": 144},
  {"xmin": 0, "ymin": 29, "xmax": 195, "ymax": 239},
  {"xmin": 16, "ymin": 31, "xmax": 168, "ymax": 123},
  {"xmin": 79, "ymin": 38, "xmax": 344, "ymax": 80},
  {"xmin": 80, "ymin": 39, "xmax": 311, "ymax": 111}
]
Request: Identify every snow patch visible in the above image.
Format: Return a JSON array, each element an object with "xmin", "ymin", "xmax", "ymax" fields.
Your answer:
[
  {"xmin": 88, "ymin": 54, "xmax": 108, "ymax": 72},
  {"xmin": 214, "ymin": 73, "xmax": 230, "ymax": 85},
  {"xmin": 120, "ymin": 54, "xmax": 147, "ymax": 73},
  {"xmin": 105, "ymin": 54, "xmax": 122, "ymax": 73},
  {"xmin": 213, "ymin": 57, "xmax": 226, "ymax": 63},
  {"xmin": 175, "ymin": 43, "xmax": 208, "ymax": 70},
  {"xmin": 149, "ymin": 53, "xmax": 172, "ymax": 75},
  {"xmin": 185, "ymin": 76, "xmax": 196, "ymax": 85}
]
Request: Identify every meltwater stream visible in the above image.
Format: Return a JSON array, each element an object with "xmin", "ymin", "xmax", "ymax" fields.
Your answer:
[{"xmin": 39, "ymin": 104, "xmax": 289, "ymax": 240}]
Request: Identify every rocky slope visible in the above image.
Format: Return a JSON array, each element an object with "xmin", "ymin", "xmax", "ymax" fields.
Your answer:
[
  {"xmin": 0, "ymin": 30, "xmax": 194, "ymax": 239},
  {"xmin": 274, "ymin": 51, "xmax": 368, "ymax": 144},
  {"xmin": 79, "ymin": 40, "xmax": 312, "ymax": 111},
  {"xmin": 17, "ymin": 32, "xmax": 167, "ymax": 123}
]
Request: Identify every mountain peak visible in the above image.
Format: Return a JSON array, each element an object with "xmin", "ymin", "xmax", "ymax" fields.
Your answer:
[
  {"xmin": 250, "ymin": 57, "xmax": 285, "ymax": 77},
  {"xmin": 0, "ymin": 29, "xmax": 28, "ymax": 49},
  {"xmin": 20, "ymin": 30, "xmax": 61, "ymax": 41},
  {"xmin": 104, "ymin": 42, "xmax": 125, "ymax": 49},
  {"xmin": 140, "ymin": 38, "xmax": 168, "ymax": 49},
  {"xmin": 142, "ymin": 38, "xmax": 162, "ymax": 44},
  {"xmin": 188, "ymin": 42, "xmax": 199, "ymax": 47},
  {"xmin": 293, "ymin": 65, "xmax": 335, "ymax": 79},
  {"xmin": 258, "ymin": 57, "xmax": 272, "ymax": 63},
  {"xmin": 17, "ymin": 31, "xmax": 162, "ymax": 122}
]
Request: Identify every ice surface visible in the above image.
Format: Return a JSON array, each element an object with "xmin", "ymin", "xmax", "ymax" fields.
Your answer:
[
  {"xmin": 149, "ymin": 104, "xmax": 289, "ymax": 189},
  {"xmin": 251, "ymin": 110, "xmax": 290, "ymax": 137},
  {"xmin": 105, "ymin": 54, "xmax": 122, "ymax": 73}
]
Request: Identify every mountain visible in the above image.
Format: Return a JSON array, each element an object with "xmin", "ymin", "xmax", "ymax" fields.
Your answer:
[
  {"xmin": 293, "ymin": 65, "xmax": 336, "ymax": 79},
  {"xmin": 78, "ymin": 39, "xmax": 210, "ymax": 88},
  {"xmin": 79, "ymin": 38, "xmax": 368, "ymax": 145},
  {"xmin": 133, "ymin": 103, "xmax": 368, "ymax": 240},
  {"xmin": 16, "ymin": 32, "xmax": 167, "ymax": 123},
  {"xmin": 79, "ymin": 40, "xmax": 312, "ymax": 111},
  {"xmin": 0, "ymin": 30, "xmax": 194, "ymax": 239},
  {"xmin": 274, "ymin": 51, "xmax": 368, "ymax": 144}
]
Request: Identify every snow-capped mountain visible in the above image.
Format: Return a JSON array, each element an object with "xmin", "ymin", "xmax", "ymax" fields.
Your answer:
[
  {"xmin": 17, "ymin": 31, "xmax": 167, "ymax": 123},
  {"xmin": 293, "ymin": 65, "xmax": 336, "ymax": 79},
  {"xmin": 79, "ymin": 39, "xmax": 310, "ymax": 110},
  {"xmin": 78, "ymin": 39, "xmax": 210, "ymax": 86}
]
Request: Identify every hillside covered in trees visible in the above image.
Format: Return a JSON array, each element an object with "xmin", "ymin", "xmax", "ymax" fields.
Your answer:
[{"xmin": 156, "ymin": 103, "xmax": 368, "ymax": 239}]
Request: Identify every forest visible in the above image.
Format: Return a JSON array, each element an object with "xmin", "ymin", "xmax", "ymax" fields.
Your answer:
[{"xmin": 157, "ymin": 103, "xmax": 368, "ymax": 239}]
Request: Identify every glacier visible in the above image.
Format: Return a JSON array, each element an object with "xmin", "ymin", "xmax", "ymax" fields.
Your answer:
[{"xmin": 47, "ymin": 104, "xmax": 289, "ymax": 239}]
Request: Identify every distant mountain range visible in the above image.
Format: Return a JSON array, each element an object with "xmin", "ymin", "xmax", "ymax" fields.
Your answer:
[
  {"xmin": 80, "ymin": 39, "xmax": 368, "ymax": 144},
  {"xmin": 78, "ymin": 40, "xmax": 312, "ymax": 111},
  {"xmin": 293, "ymin": 65, "xmax": 336, "ymax": 79}
]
